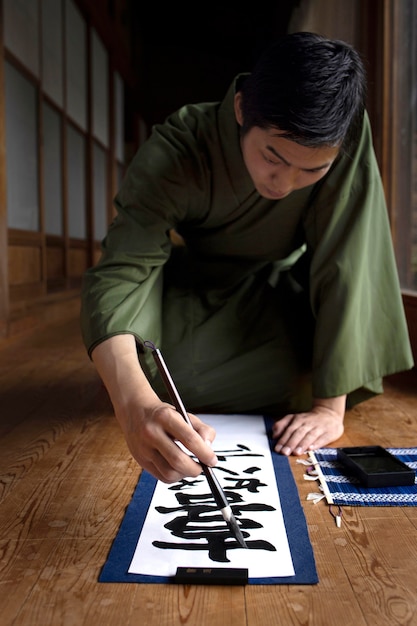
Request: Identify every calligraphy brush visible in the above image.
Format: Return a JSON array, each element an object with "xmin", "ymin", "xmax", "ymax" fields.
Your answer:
[{"xmin": 145, "ymin": 341, "xmax": 248, "ymax": 549}]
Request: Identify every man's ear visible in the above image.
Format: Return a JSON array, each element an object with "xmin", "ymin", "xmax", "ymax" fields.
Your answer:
[{"xmin": 234, "ymin": 92, "xmax": 244, "ymax": 126}]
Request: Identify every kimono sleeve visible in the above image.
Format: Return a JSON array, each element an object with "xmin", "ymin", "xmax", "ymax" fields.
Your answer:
[
  {"xmin": 304, "ymin": 112, "xmax": 414, "ymax": 404},
  {"xmin": 80, "ymin": 118, "xmax": 206, "ymax": 362}
]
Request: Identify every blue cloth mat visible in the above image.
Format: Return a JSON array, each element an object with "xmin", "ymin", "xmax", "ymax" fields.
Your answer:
[
  {"xmin": 312, "ymin": 448, "xmax": 417, "ymax": 506},
  {"xmin": 99, "ymin": 418, "xmax": 318, "ymax": 585}
]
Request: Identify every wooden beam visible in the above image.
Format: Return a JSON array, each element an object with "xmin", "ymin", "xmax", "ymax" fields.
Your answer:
[{"xmin": 0, "ymin": 0, "xmax": 9, "ymax": 335}]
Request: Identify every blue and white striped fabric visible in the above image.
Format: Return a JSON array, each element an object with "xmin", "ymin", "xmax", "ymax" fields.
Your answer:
[{"xmin": 313, "ymin": 448, "xmax": 417, "ymax": 506}]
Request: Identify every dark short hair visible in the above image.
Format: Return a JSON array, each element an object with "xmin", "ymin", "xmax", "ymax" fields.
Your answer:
[{"xmin": 239, "ymin": 32, "xmax": 367, "ymax": 152}]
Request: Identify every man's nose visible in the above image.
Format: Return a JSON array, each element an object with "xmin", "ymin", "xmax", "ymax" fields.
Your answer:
[{"xmin": 272, "ymin": 167, "xmax": 299, "ymax": 194}]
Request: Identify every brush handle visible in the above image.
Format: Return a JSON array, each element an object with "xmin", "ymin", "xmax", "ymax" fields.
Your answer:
[
  {"xmin": 149, "ymin": 346, "xmax": 229, "ymax": 510},
  {"xmin": 147, "ymin": 344, "xmax": 247, "ymax": 548}
]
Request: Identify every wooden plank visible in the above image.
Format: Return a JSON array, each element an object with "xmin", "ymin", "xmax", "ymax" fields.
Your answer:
[
  {"xmin": 8, "ymin": 245, "xmax": 42, "ymax": 285},
  {"xmin": 0, "ymin": 0, "xmax": 9, "ymax": 323},
  {"xmin": 46, "ymin": 245, "xmax": 65, "ymax": 280},
  {"xmin": 68, "ymin": 246, "xmax": 89, "ymax": 276},
  {"xmin": 330, "ymin": 510, "xmax": 417, "ymax": 625}
]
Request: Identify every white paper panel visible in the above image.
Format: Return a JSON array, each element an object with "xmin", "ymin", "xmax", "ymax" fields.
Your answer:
[
  {"xmin": 93, "ymin": 143, "xmax": 108, "ymax": 241},
  {"xmin": 67, "ymin": 124, "xmax": 86, "ymax": 239},
  {"xmin": 3, "ymin": 0, "xmax": 39, "ymax": 77},
  {"xmin": 65, "ymin": 0, "xmax": 87, "ymax": 130},
  {"xmin": 43, "ymin": 103, "xmax": 63, "ymax": 236},
  {"xmin": 128, "ymin": 415, "xmax": 295, "ymax": 579},
  {"xmin": 5, "ymin": 62, "xmax": 39, "ymax": 231},
  {"xmin": 114, "ymin": 72, "xmax": 124, "ymax": 162},
  {"xmin": 41, "ymin": 0, "xmax": 64, "ymax": 106},
  {"xmin": 92, "ymin": 30, "xmax": 109, "ymax": 146}
]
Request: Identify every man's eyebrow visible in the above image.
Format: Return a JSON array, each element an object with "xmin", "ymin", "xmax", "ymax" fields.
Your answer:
[{"xmin": 265, "ymin": 145, "xmax": 333, "ymax": 172}]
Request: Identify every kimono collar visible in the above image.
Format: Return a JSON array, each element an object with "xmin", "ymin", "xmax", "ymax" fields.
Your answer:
[{"xmin": 217, "ymin": 74, "xmax": 258, "ymax": 203}]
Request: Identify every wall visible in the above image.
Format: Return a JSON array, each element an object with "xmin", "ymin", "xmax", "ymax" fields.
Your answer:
[{"xmin": 289, "ymin": 0, "xmax": 361, "ymax": 46}]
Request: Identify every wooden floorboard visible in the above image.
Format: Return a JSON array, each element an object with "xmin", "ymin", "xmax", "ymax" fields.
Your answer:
[{"xmin": 1, "ymin": 315, "xmax": 417, "ymax": 625}]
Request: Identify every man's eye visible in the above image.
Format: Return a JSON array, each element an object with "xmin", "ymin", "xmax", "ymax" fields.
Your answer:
[{"xmin": 264, "ymin": 154, "xmax": 280, "ymax": 165}]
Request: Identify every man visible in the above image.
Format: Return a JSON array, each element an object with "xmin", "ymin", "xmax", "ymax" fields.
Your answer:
[{"xmin": 81, "ymin": 32, "xmax": 413, "ymax": 483}]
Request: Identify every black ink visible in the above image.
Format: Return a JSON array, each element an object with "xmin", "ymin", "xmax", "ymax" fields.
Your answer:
[
  {"xmin": 224, "ymin": 477, "xmax": 267, "ymax": 493},
  {"xmin": 152, "ymin": 538, "xmax": 276, "ymax": 562},
  {"xmin": 151, "ymin": 443, "xmax": 279, "ymax": 563},
  {"xmin": 243, "ymin": 466, "xmax": 262, "ymax": 474},
  {"xmin": 168, "ymin": 477, "xmax": 203, "ymax": 491}
]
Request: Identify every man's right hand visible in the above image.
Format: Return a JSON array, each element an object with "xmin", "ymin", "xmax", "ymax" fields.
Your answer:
[{"xmin": 91, "ymin": 334, "xmax": 217, "ymax": 483}]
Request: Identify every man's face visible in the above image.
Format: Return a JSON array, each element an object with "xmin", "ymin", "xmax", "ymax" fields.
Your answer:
[{"xmin": 234, "ymin": 93, "xmax": 340, "ymax": 200}]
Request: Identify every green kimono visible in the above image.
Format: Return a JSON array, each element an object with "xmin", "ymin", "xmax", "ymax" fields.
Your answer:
[{"xmin": 80, "ymin": 76, "xmax": 414, "ymax": 414}]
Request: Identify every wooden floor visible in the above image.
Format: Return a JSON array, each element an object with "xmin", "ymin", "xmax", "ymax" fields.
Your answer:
[{"xmin": 1, "ymin": 314, "xmax": 417, "ymax": 626}]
